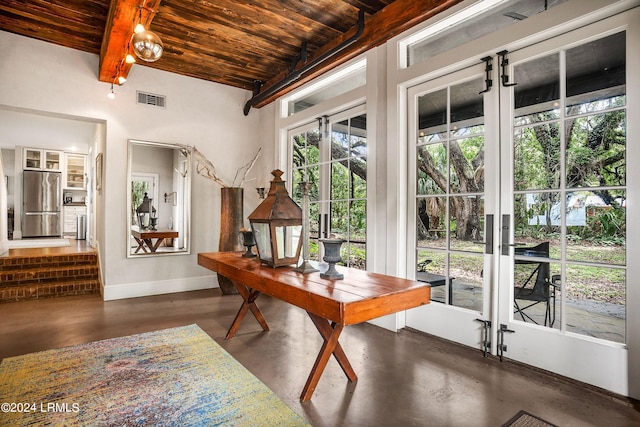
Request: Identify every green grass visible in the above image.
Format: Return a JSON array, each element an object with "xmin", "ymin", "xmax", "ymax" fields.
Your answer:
[{"xmin": 414, "ymin": 237, "xmax": 626, "ymax": 305}]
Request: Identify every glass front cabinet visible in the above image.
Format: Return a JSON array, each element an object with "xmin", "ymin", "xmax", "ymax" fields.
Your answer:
[
  {"xmin": 64, "ymin": 153, "xmax": 87, "ymax": 189},
  {"xmin": 23, "ymin": 148, "xmax": 63, "ymax": 171}
]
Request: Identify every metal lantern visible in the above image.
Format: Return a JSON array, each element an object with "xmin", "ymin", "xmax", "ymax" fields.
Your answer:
[
  {"xmin": 248, "ymin": 170, "xmax": 302, "ymax": 267},
  {"xmin": 136, "ymin": 192, "xmax": 156, "ymax": 229}
]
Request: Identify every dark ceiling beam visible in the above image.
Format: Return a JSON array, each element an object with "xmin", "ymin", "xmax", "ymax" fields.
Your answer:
[
  {"xmin": 98, "ymin": 0, "xmax": 161, "ymax": 83},
  {"xmin": 251, "ymin": 0, "xmax": 464, "ymax": 109}
]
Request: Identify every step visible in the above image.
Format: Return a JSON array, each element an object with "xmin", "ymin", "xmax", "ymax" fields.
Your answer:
[
  {"xmin": 0, "ymin": 253, "xmax": 97, "ymax": 272},
  {"xmin": 0, "ymin": 278, "xmax": 100, "ymax": 302},
  {"xmin": 0, "ymin": 251, "xmax": 100, "ymax": 303},
  {"xmin": 0, "ymin": 264, "xmax": 99, "ymax": 287}
]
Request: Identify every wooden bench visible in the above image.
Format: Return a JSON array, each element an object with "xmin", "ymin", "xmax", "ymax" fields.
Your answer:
[{"xmin": 198, "ymin": 251, "xmax": 431, "ymax": 401}]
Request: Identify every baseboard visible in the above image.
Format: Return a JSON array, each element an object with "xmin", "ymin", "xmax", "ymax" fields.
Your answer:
[{"xmin": 102, "ymin": 275, "xmax": 216, "ymax": 301}]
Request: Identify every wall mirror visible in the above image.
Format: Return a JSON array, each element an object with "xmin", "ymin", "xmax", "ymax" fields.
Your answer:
[{"xmin": 127, "ymin": 139, "xmax": 191, "ymax": 257}]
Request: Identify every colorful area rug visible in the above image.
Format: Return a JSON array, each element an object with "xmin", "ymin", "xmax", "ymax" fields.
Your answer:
[{"xmin": 0, "ymin": 324, "xmax": 310, "ymax": 426}]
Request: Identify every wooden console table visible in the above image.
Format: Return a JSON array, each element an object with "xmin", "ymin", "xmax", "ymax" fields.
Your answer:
[
  {"xmin": 198, "ymin": 251, "xmax": 431, "ymax": 401},
  {"xmin": 131, "ymin": 227, "xmax": 178, "ymax": 253}
]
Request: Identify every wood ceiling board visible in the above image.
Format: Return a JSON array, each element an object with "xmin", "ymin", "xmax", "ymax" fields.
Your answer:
[
  {"xmin": 0, "ymin": 0, "xmax": 108, "ymax": 53},
  {"xmin": 156, "ymin": 3, "xmax": 305, "ymax": 65}
]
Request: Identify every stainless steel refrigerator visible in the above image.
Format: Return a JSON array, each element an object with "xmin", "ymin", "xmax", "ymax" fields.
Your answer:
[{"xmin": 22, "ymin": 170, "xmax": 61, "ymax": 237}]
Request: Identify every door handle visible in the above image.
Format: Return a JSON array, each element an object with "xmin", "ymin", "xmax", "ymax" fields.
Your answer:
[{"xmin": 501, "ymin": 214, "xmax": 510, "ymax": 255}]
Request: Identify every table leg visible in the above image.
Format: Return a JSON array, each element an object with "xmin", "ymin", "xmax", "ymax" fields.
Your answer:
[
  {"xmin": 301, "ymin": 312, "xmax": 357, "ymax": 402},
  {"xmin": 133, "ymin": 237, "xmax": 147, "ymax": 253},
  {"xmin": 225, "ymin": 281, "xmax": 269, "ymax": 340},
  {"xmin": 148, "ymin": 238, "xmax": 165, "ymax": 253}
]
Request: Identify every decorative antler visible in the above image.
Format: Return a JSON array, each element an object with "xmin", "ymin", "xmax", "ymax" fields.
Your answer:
[
  {"xmin": 234, "ymin": 147, "xmax": 262, "ymax": 187},
  {"xmin": 178, "ymin": 144, "xmax": 262, "ymax": 188}
]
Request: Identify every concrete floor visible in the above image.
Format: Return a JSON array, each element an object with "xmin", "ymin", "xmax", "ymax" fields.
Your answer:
[{"xmin": 1, "ymin": 289, "xmax": 639, "ymax": 427}]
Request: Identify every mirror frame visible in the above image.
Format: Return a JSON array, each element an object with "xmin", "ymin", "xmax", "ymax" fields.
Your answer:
[{"xmin": 126, "ymin": 139, "xmax": 192, "ymax": 258}]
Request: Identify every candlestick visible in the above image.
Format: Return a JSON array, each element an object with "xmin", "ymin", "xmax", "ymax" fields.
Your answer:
[{"xmin": 240, "ymin": 228, "xmax": 257, "ymax": 258}]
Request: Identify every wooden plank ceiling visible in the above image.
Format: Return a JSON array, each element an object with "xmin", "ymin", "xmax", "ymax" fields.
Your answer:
[{"xmin": 0, "ymin": 0, "xmax": 462, "ymax": 110}]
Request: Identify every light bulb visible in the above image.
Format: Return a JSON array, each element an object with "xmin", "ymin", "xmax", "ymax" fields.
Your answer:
[
  {"xmin": 118, "ymin": 76, "xmax": 127, "ymax": 84},
  {"xmin": 125, "ymin": 54, "xmax": 136, "ymax": 64},
  {"xmin": 107, "ymin": 83, "xmax": 115, "ymax": 99},
  {"xmin": 134, "ymin": 23, "xmax": 145, "ymax": 34},
  {"xmin": 132, "ymin": 30, "xmax": 163, "ymax": 62}
]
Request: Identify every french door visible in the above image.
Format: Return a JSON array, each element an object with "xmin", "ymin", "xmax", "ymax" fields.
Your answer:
[
  {"xmin": 289, "ymin": 105, "xmax": 368, "ymax": 267},
  {"xmin": 406, "ymin": 63, "xmax": 498, "ymax": 348},
  {"xmin": 406, "ymin": 12, "xmax": 635, "ymax": 396}
]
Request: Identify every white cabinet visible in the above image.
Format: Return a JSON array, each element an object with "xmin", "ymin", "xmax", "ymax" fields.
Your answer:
[
  {"xmin": 64, "ymin": 153, "xmax": 87, "ymax": 189},
  {"xmin": 63, "ymin": 205, "xmax": 86, "ymax": 236},
  {"xmin": 23, "ymin": 148, "xmax": 63, "ymax": 171}
]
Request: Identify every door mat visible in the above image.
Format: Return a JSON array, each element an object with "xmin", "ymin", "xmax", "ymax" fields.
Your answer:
[{"xmin": 502, "ymin": 410, "xmax": 558, "ymax": 427}]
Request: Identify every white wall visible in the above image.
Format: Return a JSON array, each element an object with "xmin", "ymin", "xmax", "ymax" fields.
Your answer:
[
  {"xmin": 0, "ymin": 30, "xmax": 270, "ymax": 299},
  {"xmin": 0, "ymin": 149, "xmax": 15, "ymax": 209}
]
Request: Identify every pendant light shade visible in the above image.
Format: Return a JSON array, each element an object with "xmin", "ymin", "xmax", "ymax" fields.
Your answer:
[{"xmin": 132, "ymin": 30, "xmax": 163, "ymax": 62}]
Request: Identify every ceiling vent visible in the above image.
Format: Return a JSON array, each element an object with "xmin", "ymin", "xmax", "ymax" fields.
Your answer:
[{"xmin": 137, "ymin": 91, "xmax": 166, "ymax": 108}]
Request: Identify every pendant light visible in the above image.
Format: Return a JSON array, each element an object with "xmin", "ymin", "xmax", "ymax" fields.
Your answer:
[
  {"xmin": 131, "ymin": 9, "xmax": 163, "ymax": 63},
  {"xmin": 107, "ymin": 83, "xmax": 115, "ymax": 99},
  {"xmin": 132, "ymin": 29, "xmax": 163, "ymax": 62}
]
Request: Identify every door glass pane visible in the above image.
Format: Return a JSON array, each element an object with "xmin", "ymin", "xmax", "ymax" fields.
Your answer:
[
  {"xmin": 292, "ymin": 129, "xmax": 320, "ymax": 171},
  {"xmin": 514, "ymin": 122, "xmax": 561, "ymax": 190},
  {"xmin": 416, "ymin": 249, "xmax": 448, "ymax": 304},
  {"xmin": 514, "ymin": 53, "xmax": 560, "ymax": 125},
  {"xmin": 418, "ymin": 88, "xmax": 447, "ymax": 140},
  {"xmin": 513, "ymin": 258, "xmax": 561, "ymax": 330},
  {"xmin": 565, "ymin": 264, "xmax": 625, "ymax": 343},
  {"xmin": 417, "ymin": 196, "xmax": 446, "ymax": 249},
  {"xmin": 331, "ymin": 163, "xmax": 348, "ymax": 200},
  {"xmin": 449, "ymin": 196, "xmax": 484, "ymax": 253},
  {"xmin": 450, "ymin": 137, "xmax": 484, "ymax": 193},
  {"xmin": 565, "ymin": 190, "xmax": 626, "ymax": 265},
  {"xmin": 332, "ymin": 119, "xmax": 349, "ymax": 160},
  {"xmin": 450, "ymin": 253, "xmax": 484, "ymax": 311},
  {"xmin": 566, "ymin": 32, "xmax": 626, "ymax": 115},
  {"xmin": 513, "ymin": 192, "xmax": 561, "ymax": 259},
  {"xmin": 350, "ymin": 115, "xmax": 367, "ymax": 157},
  {"xmin": 415, "ymin": 77, "xmax": 485, "ymax": 311},
  {"xmin": 565, "ymin": 112, "xmax": 626, "ymax": 188},
  {"xmin": 417, "ymin": 145, "xmax": 447, "ymax": 195}
]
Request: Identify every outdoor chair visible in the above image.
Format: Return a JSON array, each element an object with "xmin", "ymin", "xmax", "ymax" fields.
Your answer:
[{"xmin": 513, "ymin": 241, "xmax": 559, "ymax": 327}]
